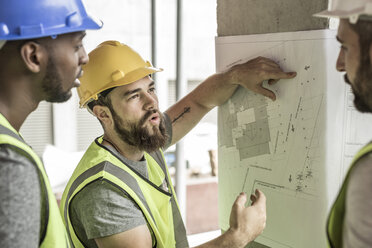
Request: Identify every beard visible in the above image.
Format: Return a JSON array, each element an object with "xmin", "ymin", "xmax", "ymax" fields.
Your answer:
[
  {"xmin": 344, "ymin": 58, "xmax": 372, "ymax": 113},
  {"xmin": 41, "ymin": 56, "xmax": 73, "ymax": 103},
  {"xmin": 111, "ymin": 108, "xmax": 168, "ymax": 153}
]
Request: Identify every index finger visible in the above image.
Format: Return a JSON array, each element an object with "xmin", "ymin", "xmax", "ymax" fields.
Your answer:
[
  {"xmin": 250, "ymin": 56, "xmax": 281, "ymax": 68},
  {"xmin": 265, "ymin": 71, "xmax": 297, "ymax": 80},
  {"xmin": 251, "ymin": 189, "xmax": 266, "ymax": 208}
]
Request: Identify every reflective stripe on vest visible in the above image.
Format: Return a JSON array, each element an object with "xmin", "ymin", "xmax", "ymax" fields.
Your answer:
[
  {"xmin": 327, "ymin": 142, "xmax": 372, "ymax": 248},
  {"xmin": 60, "ymin": 137, "xmax": 188, "ymax": 248},
  {"xmin": 150, "ymin": 150, "xmax": 188, "ymax": 247},
  {"xmin": 0, "ymin": 121, "xmax": 70, "ymax": 247}
]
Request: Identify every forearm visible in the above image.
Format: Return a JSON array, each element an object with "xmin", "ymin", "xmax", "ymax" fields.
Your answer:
[
  {"xmin": 193, "ymin": 229, "xmax": 249, "ymax": 248},
  {"xmin": 165, "ymin": 71, "xmax": 236, "ymax": 145},
  {"xmin": 186, "ymin": 71, "xmax": 237, "ymax": 110},
  {"xmin": 165, "ymin": 56, "xmax": 295, "ymax": 146}
]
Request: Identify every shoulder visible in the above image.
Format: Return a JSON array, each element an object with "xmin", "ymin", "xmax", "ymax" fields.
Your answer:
[
  {"xmin": 0, "ymin": 144, "xmax": 37, "ymax": 167},
  {"xmin": 348, "ymin": 153, "xmax": 372, "ymax": 193},
  {"xmin": 346, "ymin": 153, "xmax": 372, "ymax": 205},
  {"xmin": 343, "ymin": 153, "xmax": 372, "ymax": 247},
  {"xmin": 0, "ymin": 144, "xmax": 40, "ymax": 189},
  {"xmin": 0, "ymin": 144, "xmax": 40, "ymax": 192}
]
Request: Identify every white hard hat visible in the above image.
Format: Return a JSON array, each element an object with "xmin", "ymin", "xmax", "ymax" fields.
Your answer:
[{"xmin": 314, "ymin": 0, "xmax": 372, "ymax": 24}]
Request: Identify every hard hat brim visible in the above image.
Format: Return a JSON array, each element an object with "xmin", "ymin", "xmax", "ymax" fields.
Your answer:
[
  {"xmin": 79, "ymin": 66, "xmax": 163, "ymax": 108},
  {"xmin": 81, "ymin": 14, "xmax": 104, "ymax": 31},
  {"xmin": 314, "ymin": 9, "xmax": 360, "ymax": 19},
  {"xmin": 0, "ymin": 14, "xmax": 103, "ymax": 40}
]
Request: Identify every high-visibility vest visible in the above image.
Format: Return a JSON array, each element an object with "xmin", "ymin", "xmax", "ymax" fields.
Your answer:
[
  {"xmin": 0, "ymin": 114, "xmax": 70, "ymax": 247},
  {"xmin": 327, "ymin": 142, "xmax": 372, "ymax": 248},
  {"xmin": 60, "ymin": 136, "xmax": 189, "ymax": 248}
]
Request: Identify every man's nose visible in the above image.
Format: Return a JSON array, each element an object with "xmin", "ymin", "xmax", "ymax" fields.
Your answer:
[
  {"xmin": 79, "ymin": 46, "xmax": 89, "ymax": 65},
  {"xmin": 143, "ymin": 92, "xmax": 157, "ymax": 110},
  {"xmin": 336, "ymin": 49, "xmax": 345, "ymax": 72}
]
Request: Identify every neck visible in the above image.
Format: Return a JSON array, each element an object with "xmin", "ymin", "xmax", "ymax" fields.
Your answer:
[
  {"xmin": 0, "ymin": 72, "xmax": 41, "ymax": 131},
  {"xmin": 0, "ymin": 90, "xmax": 39, "ymax": 131},
  {"xmin": 102, "ymin": 134, "xmax": 145, "ymax": 162}
]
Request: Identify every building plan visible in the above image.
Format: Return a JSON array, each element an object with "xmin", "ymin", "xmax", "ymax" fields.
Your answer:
[{"xmin": 216, "ymin": 30, "xmax": 372, "ymax": 248}]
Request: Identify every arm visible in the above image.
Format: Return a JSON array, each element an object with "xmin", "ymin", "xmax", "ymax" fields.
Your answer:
[
  {"xmin": 0, "ymin": 146, "xmax": 41, "ymax": 248},
  {"xmin": 71, "ymin": 180, "xmax": 153, "ymax": 248},
  {"xmin": 165, "ymin": 56, "xmax": 297, "ymax": 146},
  {"xmin": 95, "ymin": 225, "xmax": 152, "ymax": 248},
  {"xmin": 94, "ymin": 190, "xmax": 265, "ymax": 248},
  {"xmin": 195, "ymin": 189, "xmax": 266, "ymax": 248}
]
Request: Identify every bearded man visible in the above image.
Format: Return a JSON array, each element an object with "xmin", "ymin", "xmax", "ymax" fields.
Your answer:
[
  {"xmin": 60, "ymin": 41, "xmax": 296, "ymax": 248},
  {"xmin": 314, "ymin": 1, "xmax": 372, "ymax": 247}
]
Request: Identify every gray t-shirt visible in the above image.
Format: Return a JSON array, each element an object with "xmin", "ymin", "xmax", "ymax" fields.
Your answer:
[
  {"xmin": 0, "ymin": 145, "xmax": 42, "ymax": 248},
  {"xmin": 70, "ymin": 113, "xmax": 173, "ymax": 247},
  {"xmin": 343, "ymin": 153, "xmax": 372, "ymax": 248}
]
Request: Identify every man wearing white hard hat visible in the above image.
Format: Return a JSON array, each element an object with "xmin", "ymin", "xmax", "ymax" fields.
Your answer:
[
  {"xmin": 60, "ymin": 41, "xmax": 297, "ymax": 248},
  {"xmin": 315, "ymin": 0, "xmax": 372, "ymax": 247},
  {"xmin": 0, "ymin": 0, "xmax": 102, "ymax": 247}
]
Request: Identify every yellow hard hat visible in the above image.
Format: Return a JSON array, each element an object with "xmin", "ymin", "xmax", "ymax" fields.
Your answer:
[{"xmin": 78, "ymin": 40, "xmax": 163, "ymax": 108}]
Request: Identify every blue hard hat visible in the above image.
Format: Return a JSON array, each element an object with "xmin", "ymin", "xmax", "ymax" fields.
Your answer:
[{"xmin": 0, "ymin": 0, "xmax": 103, "ymax": 40}]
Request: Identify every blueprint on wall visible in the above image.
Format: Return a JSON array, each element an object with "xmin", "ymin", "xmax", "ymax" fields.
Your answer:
[{"xmin": 216, "ymin": 30, "xmax": 372, "ymax": 248}]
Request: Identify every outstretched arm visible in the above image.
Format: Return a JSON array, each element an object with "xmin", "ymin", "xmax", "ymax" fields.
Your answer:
[
  {"xmin": 194, "ymin": 189, "xmax": 266, "ymax": 248},
  {"xmin": 165, "ymin": 56, "xmax": 296, "ymax": 146}
]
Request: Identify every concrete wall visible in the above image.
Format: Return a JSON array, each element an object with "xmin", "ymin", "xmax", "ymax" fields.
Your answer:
[{"xmin": 217, "ymin": 0, "xmax": 329, "ymax": 36}]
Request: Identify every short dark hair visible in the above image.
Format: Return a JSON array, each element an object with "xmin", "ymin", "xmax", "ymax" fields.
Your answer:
[
  {"xmin": 350, "ymin": 19, "xmax": 372, "ymax": 63},
  {"xmin": 87, "ymin": 87, "xmax": 116, "ymax": 112}
]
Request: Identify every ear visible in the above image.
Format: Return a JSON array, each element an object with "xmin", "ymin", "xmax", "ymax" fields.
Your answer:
[
  {"xmin": 93, "ymin": 105, "xmax": 113, "ymax": 128},
  {"xmin": 19, "ymin": 41, "xmax": 45, "ymax": 73}
]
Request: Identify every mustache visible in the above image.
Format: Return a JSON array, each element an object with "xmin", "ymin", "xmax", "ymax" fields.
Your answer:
[
  {"xmin": 344, "ymin": 74, "xmax": 351, "ymax": 85},
  {"xmin": 139, "ymin": 109, "xmax": 159, "ymax": 126}
]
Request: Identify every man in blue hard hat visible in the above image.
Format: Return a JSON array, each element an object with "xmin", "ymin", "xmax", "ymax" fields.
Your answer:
[
  {"xmin": 0, "ymin": 0, "xmax": 102, "ymax": 247},
  {"xmin": 315, "ymin": 0, "xmax": 372, "ymax": 247}
]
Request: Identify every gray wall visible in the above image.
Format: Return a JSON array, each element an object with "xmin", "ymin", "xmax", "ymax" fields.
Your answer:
[{"xmin": 217, "ymin": 0, "xmax": 329, "ymax": 36}]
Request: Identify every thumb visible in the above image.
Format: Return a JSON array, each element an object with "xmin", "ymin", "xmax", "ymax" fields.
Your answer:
[{"xmin": 253, "ymin": 85, "xmax": 276, "ymax": 101}]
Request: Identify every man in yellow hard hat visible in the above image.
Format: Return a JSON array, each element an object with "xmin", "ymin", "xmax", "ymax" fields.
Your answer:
[
  {"xmin": 0, "ymin": 0, "xmax": 102, "ymax": 247},
  {"xmin": 315, "ymin": 0, "xmax": 372, "ymax": 247},
  {"xmin": 60, "ymin": 40, "xmax": 296, "ymax": 248}
]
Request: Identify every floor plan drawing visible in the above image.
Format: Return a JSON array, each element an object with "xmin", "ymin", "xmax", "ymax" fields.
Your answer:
[{"xmin": 216, "ymin": 30, "xmax": 372, "ymax": 248}]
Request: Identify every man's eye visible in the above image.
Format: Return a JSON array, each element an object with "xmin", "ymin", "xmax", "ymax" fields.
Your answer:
[
  {"xmin": 129, "ymin": 94, "xmax": 139, "ymax": 100},
  {"xmin": 75, "ymin": 44, "xmax": 83, "ymax": 51},
  {"xmin": 149, "ymin": 87, "xmax": 156, "ymax": 93}
]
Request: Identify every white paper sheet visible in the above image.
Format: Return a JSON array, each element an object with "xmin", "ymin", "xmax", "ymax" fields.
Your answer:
[{"xmin": 216, "ymin": 30, "xmax": 372, "ymax": 248}]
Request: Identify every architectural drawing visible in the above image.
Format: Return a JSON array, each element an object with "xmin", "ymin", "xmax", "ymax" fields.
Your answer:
[{"xmin": 216, "ymin": 30, "xmax": 372, "ymax": 248}]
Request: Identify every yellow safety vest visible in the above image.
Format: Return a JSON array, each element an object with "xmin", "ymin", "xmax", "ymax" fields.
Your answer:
[
  {"xmin": 0, "ymin": 114, "xmax": 70, "ymax": 247},
  {"xmin": 327, "ymin": 142, "xmax": 372, "ymax": 248},
  {"xmin": 60, "ymin": 136, "xmax": 188, "ymax": 248}
]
